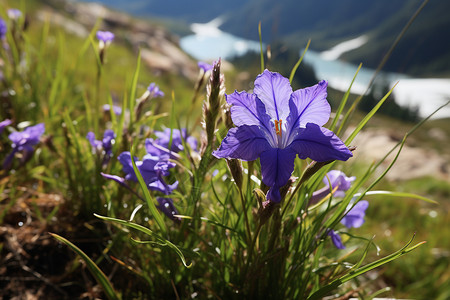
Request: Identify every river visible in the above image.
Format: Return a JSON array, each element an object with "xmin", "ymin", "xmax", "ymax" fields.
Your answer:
[{"xmin": 180, "ymin": 23, "xmax": 450, "ymax": 119}]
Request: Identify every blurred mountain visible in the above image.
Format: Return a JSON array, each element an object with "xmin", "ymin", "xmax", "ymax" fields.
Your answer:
[{"xmin": 75, "ymin": 0, "xmax": 450, "ymax": 77}]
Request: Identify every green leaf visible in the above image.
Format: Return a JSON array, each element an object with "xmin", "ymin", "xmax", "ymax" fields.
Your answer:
[
  {"xmin": 50, "ymin": 233, "xmax": 120, "ymax": 300},
  {"xmin": 258, "ymin": 21, "xmax": 264, "ymax": 74},
  {"xmin": 289, "ymin": 39, "xmax": 310, "ymax": 84},
  {"xmin": 94, "ymin": 214, "xmax": 192, "ymax": 268},
  {"xmin": 356, "ymin": 190, "xmax": 438, "ymax": 204},
  {"xmin": 129, "ymin": 146, "xmax": 167, "ymax": 234},
  {"xmin": 307, "ymin": 233, "xmax": 425, "ymax": 300}
]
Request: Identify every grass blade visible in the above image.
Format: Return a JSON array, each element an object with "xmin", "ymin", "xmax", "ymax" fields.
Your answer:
[
  {"xmin": 50, "ymin": 233, "xmax": 120, "ymax": 300},
  {"xmin": 94, "ymin": 214, "xmax": 192, "ymax": 268}
]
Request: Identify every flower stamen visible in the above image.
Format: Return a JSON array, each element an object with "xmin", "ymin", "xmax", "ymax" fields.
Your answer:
[{"xmin": 275, "ymin": 119, "xmax": 283, "ymax": 137}]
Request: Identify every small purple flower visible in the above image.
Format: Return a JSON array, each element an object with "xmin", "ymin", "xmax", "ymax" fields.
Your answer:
[
  {"xmin": 147, "ymin": 83, "xmax": 164, "ymax": 98},
  {"xmin": 309, "ymin": 170, "xmax": 356, "ymax": 205},
  {"xmin": 0, "ymin": 119, "xmax": 12, "ymax": 134},
  {"xmin": 0, "ymin": 18, "xmax": 7, "ymax": 40},
  {"xmin": 116, "ymin": 151, "xmax": 178, "ymax": 195},
  {"xmin": 7, "ymin": 9, "xmax": 22, "ymax": 20},
  {"xmin": 3, "ymin": 123, "xmax": 45, "ymax": 169},
  {"xmin": 328, "ymin": 229, "xmax": 345, "ymax": 249},
  {"xmin": 198, "ymin": 61, "xmax": 213, "ymax": 72},
  {"xmin": 213, "ymin": 70, "xmax": 353, "ymax": 202},
  {"xmin": 157, "ymin": 197, "xmax": 181, "ymax": 222},
  {"xmin": 87, "ymin": 129, "xmax": 116, "ymax": 161},
  {"xmin": 323, "ymin": 170, "xmax": 355, "ymax": 197},
  {"xmin": 96, "ymin": 30, "xmax": 115, "ymax": 43},
  {"xmin": 9, "ymin": 123, "xmax": 45, "ymax": 152},
  {"xmin": 152, "ymin": 128, "xmax": 198, "ymax": 153},
  {"xmin": 103, "ymin": 104, "xmax": 122, "ymax": 115},
  {"xmin": 341, "ymin": 200, "xmax": 369, "ymax": 229}
]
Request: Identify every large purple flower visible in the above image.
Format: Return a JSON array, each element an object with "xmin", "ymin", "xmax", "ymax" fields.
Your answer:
[{"xmin": 213, "ymin": 70, "xmax": 353, "ymax": 202}]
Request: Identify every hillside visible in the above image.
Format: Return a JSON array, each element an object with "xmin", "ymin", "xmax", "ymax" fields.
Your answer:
[{"xmin": 77, "ymin": 0, "xmax": 450, "ymax": 77}]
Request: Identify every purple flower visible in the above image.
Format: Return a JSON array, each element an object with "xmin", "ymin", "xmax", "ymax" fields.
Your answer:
[
  {"xmin": 96, "ymin": 30, "xmax": 115, "ymax": 43},
  {"xmin": 150, "ymin": 128, "xmax": 198, "ymax": 153},
  {"xmin": 0, "ymin": 18, "xmax": 7, "ymax": 40},
  {"xmin": 309, "ymin": 170, "xmax": 356, "ymax": 205},
  {"xmin": 116, "ymin": 151, "xmax": 178, "ymax": 195},
  {"xmin": 103, "ymin": 104, "xmax": 122, "ymax": 115},
  {"xmin": 198, "ymin": 61, "xmax": 213, "ymax": 72},
  {"xmin": 87, "ymin": 129, "xmax": 116, "ymax": 160},
  {"xmin": 341, "ymin": 200, "xmax": 369, "ymax": 229},
  {"xmin": 7, "ymin": 9, "xmax": 22, "ymax": 20},
  {"xmin": 147, "ymin": 83, "xmax": 164, "ymax": 98},
  {"xmin": 328, "ymin": 229, "xmax": 345, "ymax": 249},
  {"xmin": 323, "ymin": 170, "xmax": 355, "ymax": 197},
  {"xmin": 0, "ymin": 119, "xmax": 12, "ymax": 134},
  {"xmin": 157, "ymin": 197, "xmax": 181, "ymax": 222},
  {"xmin": 213, "ymin": 70, "xmax": 353, "ymax": 202},
  {"xmin": 9, "ymin": 123, "xmax": 45, "ymax": 152},
  {"xmin": 3, "ymin": 123, "xmax": 45, "ymax": 169}
]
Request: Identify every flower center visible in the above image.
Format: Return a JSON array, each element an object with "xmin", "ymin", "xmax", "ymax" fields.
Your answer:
[{"xmin": 274, "ymin": 119, "xmax": 283, "ymax": 138}]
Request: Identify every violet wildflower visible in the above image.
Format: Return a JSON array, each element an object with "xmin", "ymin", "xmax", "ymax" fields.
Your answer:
[
  {"xmin": 213, "ymin": 70, "xmax": 353, "ymax": 202},
  {"xmin": 0, "ymin": 119, "xmax": 12, "ymax": 134},
  {"xmin": 341, "ymin": 200, "xmax": 369, "ymax": 229},
  {"xmin": 87, "ymin": 129, "xmax": 116, "ymax": 165},
  {"xmin": 198, "ymin": 61, "xmax": 213, "ymax": 73},
  {"xmin": 309, "ymin": 170, "xmax": 356, "ymax": 205},
  {"xmin": 328, "ymin": 229, "xmax": 345, "ymax": 249},
  {"xmin": 96, "ymin": 30, "xmax": 115, "ymax": 44},
  {"xmin": 7, "ymin": 9, "xmax": 22, "ymax": 20},
  {"xmin": 150, "ymin": 128, "xmax": 198, "ymax": 153},
  {"xmin": 0, "ymin": 18, "xmax": 7, "ymax": 40},
  {"xmin": 157, "ymin": 197, "xmax": 181, "ymax": 222},
  {"xmin": 147, "ymin": 83, "xmax": 164, "ymax": 98},
  {"xmin": 103, "ymin": 104, "xmax": 122, "ymax": 115},
  {"xmin": 115, "ymin": 151, "xmax": 178, "ymax": 195},
  {"xmin": 3, "ymin": 123, "xmax": 45, "ymax": 169}
]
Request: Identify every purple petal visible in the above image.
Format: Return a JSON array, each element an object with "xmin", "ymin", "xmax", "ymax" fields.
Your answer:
[
  {"xmin": 253, "ymin": 70, "xmax": 293, "ymax": 121},
  {"xmin": 145, "ymin": 138, "xmax": 165, "ymax": 156},
  {"xmin": 328, "ymin": 229, "xmax": 345, "ymax": 249},
  {"xmin": 260, "ymin": 147, "xmax": 296, "ymax": 202},
  {"xmin": 101, "ymin": 172, "xmax": 126, "ymax": 185},
  {"xmin": 288, "ymin": 80, "xmax": 331, "ymax": 127},
  {"xmin": 102, "ymin": 129, "xmax": 116, "ymax": 150},
  {"xmin": 288, "ymin": 123, "xmax": 352, "ymax": 162},
  {"xmin": 212, "ymin": 125, "xmax": 271, "ymax": 161},
  {"xmin": 226, "ymin": 91, "xmax": 272, "ymax": 130},
  {"xmin": 0, "ymin": 119, "xmax": 11, "ymax": 133},
  {"xmin": 157, "ymin": 197, "xmax": 180, "ymax": 221},
  {"xmin": 341, "ymin": 200, "xmax": 369, "ymax": 228},
  {"xmin": 198, "ymin": 61, "xmax": 213, "ymax": 72},
  {"xmin": 96, "ymin": 30, "xmax": 115, "ymax": 43},
  {"xmin": 323, "ymin": 170, "xmax": 356, "ymax": 197},
  {"xmin": 9, "ymin": 123, "xmax": 45, "ymax": 150}
]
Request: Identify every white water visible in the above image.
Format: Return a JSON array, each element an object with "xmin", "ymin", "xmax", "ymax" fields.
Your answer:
[{"xmin": 180, "ymin": 23, "xmax": 450, "ymax": 119}]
